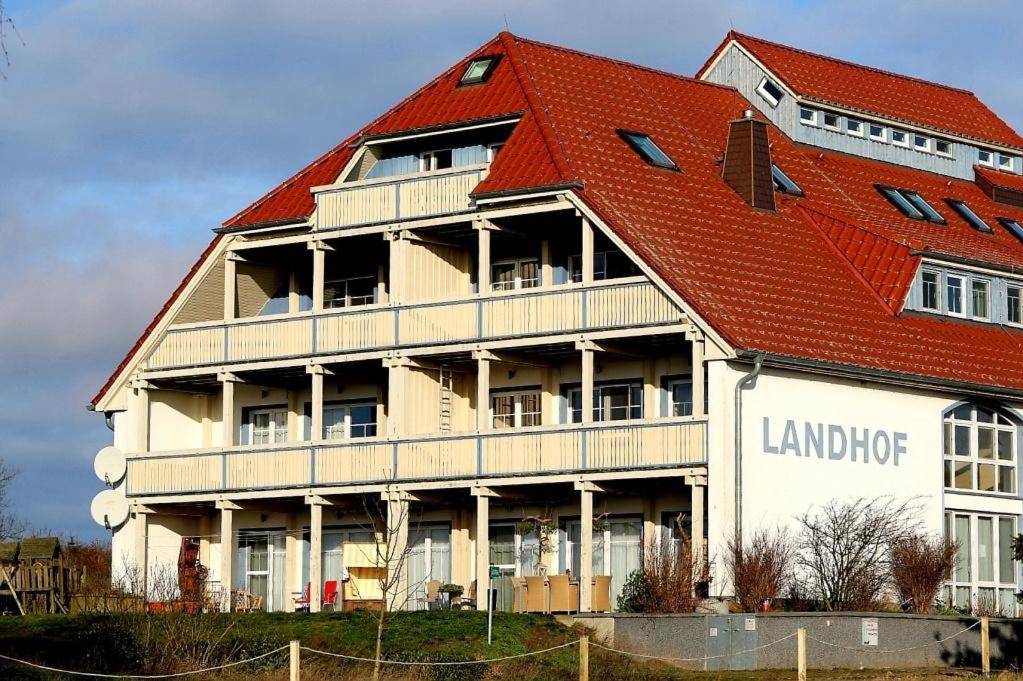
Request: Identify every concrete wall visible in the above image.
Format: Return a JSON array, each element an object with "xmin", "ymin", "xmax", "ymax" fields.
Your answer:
[{"xmin": 577, "ymin": 612, "xmax": 1023, "ymax": 670}]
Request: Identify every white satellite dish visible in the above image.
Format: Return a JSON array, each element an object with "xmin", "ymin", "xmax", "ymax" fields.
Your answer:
[
  {"xmin": 94, "ymin": 446, "xmax": 127, "ymax": 485},
  {"xmin": 90, "ymin": 489, "xmax": 130, "ymax": 529}
]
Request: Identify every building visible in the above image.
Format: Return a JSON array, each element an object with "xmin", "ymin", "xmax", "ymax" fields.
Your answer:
[{"xmin": 88, "ymin": 31, "xmax": 1023, "ymax": 615}]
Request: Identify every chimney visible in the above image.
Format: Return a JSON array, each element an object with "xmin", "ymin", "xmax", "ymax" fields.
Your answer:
[{"xmin": 722, "ymin": 110, "xmax": 776, "ymax": 211}]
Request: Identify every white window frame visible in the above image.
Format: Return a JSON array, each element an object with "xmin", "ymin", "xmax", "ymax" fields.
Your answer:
[
  {"xmin": 944, "ymin": 511, "xmax": 1018, "ymax": 616},
  {"xmin": 419, "ymin": 148, "xmax": 454, "ymax": 172},
  {"xmin": 921, "ymin": 269, "xmax": 941, "ymax": 311},
  {"xmin": 845, "ymin": 117, "xmax": 864, "ymax": 137},
  {"xmin": 998, "ymin": 154, "xmax": 1015, "ymax": 172},
  {"xmin": 755, "ymin": 77, "xmax": 784, "ymax": 108},
  {"xmin": 868, "ymin": 123, "xmax": 887, "ymax": 142},
  {"xmin": 945, "ymin": 273, "xmax": 966, "ymax": 317},
  {"xmin": 970, "ymin": 278, "xmax": 991, "ymax": 321},
  {"xmin": 935, "ymin": 139, "xmax": 953, "ymax": 158},
  {"xmin": 1007, "ymin": 284, "xmax": 1023, "ymax": 326},
  {"xmin": 491, "ymin": 257, "xmax": 540, "ymax": 291},
  {"xmin": 666, "ymin": 377, "xmax": 693, "ymax": 417},
  {"xmin": 486, "ymin": 142, "xmax": 504, "ymax": 163},
  {"xmin": 943, "ymin": 404, "xmax": 1016, "ymax": 495},
  {"xmin": 891, "ymin": 129, "xmax": 910, "ymax": 148},
  {"xmin": 249, "ymin": 407, "xmax": 288, "ymax": 445},
  {"xmin": 324, "ymin": 275, "xmax": 376, "ymax": 309},
  {"xmin": 822, "ymin": 112, "xmax": 841, "ymax": 131},
  {"xmin": 978, "ymin": 149, "xmax": 995, "ymax": 167},
  {"xmin": 321, "ymin": 402, "xmax": 377, "ymax": 441},
  {"xmin": 798, "ymin": 107, "xmax": 818, "ymax": 127},
  {"xmin": 490, "ymin": 389, "xmax": 542, "ymax": 429},
  {"xmin": 913, "ymin": 134, "xmax": 932, "ymax": 153}
]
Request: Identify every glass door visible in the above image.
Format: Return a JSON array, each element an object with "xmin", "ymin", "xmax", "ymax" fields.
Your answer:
[
  {"xmin": 408, "ymin": 525, "xmax": 452, "ymax": 610},
  {"xmin": 489, "ymin": 525, "xmax": 517, "ymax": 611},
  {"xmin": 236, "ymin": 530, "xmax": 287, "ymax": 611}
]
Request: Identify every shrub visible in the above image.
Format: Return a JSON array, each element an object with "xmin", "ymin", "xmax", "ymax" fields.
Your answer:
[
  {"xmin": 890, "ymin": 534, "xmax": 956, "ymax": 614},
  {"xmin": 616, "ymin": 570, "xmax": 651, "ymax": 613},
  {"xmin": 726, "ymin": 529, "xmax": 793, "ymax": 612},
  {"xmin": 617, "ymin": 532, "xmax": 708, "ymax": 613}
]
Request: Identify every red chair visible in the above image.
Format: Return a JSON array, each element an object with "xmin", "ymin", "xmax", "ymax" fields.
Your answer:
[
  {"xmin": 292, "ymin": 582, "xmax": 310, "ymax": 611},
  {"xmin": 322, "ymin": 580, "xmax": 339, "ymax": 611}
]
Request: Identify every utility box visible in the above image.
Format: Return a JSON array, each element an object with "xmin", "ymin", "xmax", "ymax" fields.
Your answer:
[{"xmin": 706, "ymin": 615, "xmax": 758, "ymax": 670}]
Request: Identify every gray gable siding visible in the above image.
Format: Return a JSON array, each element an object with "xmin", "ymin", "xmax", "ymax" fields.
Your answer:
[{"xmin": 703, "ymin": 45, "xmax": 1021, "ymax": 181}]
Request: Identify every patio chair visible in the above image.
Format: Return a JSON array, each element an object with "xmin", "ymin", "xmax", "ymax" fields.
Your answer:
[
  {"xmin": 547, "ymin": 575, "xmax": 578, "ymax": 614},
  {"xmin": 459, "ymin": 580, "xmax": 477, "ymax": 609},
  {"xmin": 523, "ymin": 576, "xmax": 548, "ymax": 613},
  {"xmin": 591, "ymin": 576, "xmax": 612, "ymax": 612},
  {"xmin": 510, "ymin": 577, "xmax": 526, "ymax": 613},
  {"xmin": 322, "ymin": 580, "xmax": 339, "ymax": 611},
  {"xmin": 292, "ymin": 582, "xmax": 311, "ymax": 611}
]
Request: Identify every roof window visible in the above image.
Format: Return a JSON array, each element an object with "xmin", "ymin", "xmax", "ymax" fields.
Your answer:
[
  {"xmin": 618, "ymin": 130, "xmax": 677, "ymax": 170},
  {"xmin": 998, "ymin": 217, "xmax": 1023, "ymax": 243},
  {"xmin": 459, "ymin": 56, "xmax": 500, "ymax": 85},
  {"xmin": 946, "ymin": 199, "xmax": 992, "ymax": 233},
  {"xmin": 771, "ymin": 164, "xmax": 803, "ymax": 196},
  {"xmin": 755, "ymin": 77, "xmax": 784, "ymax": 107},
  {"xmin": 877, "ymin": 186, "xmax": 944, "ymax": 223}
]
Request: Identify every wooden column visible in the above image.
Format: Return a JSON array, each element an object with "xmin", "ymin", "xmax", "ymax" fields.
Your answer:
[
  {"xmin": 541, "ymin": 367, "xmax": 555, "ymax": 426},
  {"xmin": 580, "ymin": 344, "xmax": 595, "ymax": 424},
  {"xmin": 288, "ymin": 270, "xmax": 300, "ymax": 314},
  {"xmin": 308, "ymin": 498, "xmax": 324, "ymax": 613},
  {"xmin": 385, "ymin": 358, "xmax": 406, "ymax": 439},
  {"xmin": 217, "ymin": 502, "xmax": 235, "ymax": 612},
  {"xmin": 200, "ymin": 395, "xmax": 213, "ymax": 448},
  {"xmin": 388, "ymin": 233, "xmax": 405, "ymax": 305},
  {"xmin": 285, "ymin": 513, "xmax": 300, "ymax": 612},
  {"xmin": 691, "ymin": 335, "xmax": 705, "ymax": 418},
  {"xmin": 643, "ymin": 358, "xmax": 657, "ymax": 420},
  {"xmin": 224, "ymin": 254, "xmax": 238, "ymax": 321},
  {"xmin": 286, "ymin": 389, "xmax": 301, "ymax": 444},
  {"xmin": 540, "ymin": 239, "xmax": 553, "ymax": 288},
  {"xmin": 220, "ymin": 374, "xmax": 238, "ymax": 447},
  {"xmin": 309, "ymin": 366, "xmax": 324, "ymax": 443},
  {"xmin": 690, "ymin": 477, "xmax": 706, "ymax": 566},
  {"xmin": 476, "ymin": 222, "xmax": 492, "ymax": 294},
  {"xmin": 385, "ymin": 493, "xmax": 411, "ymax": 610},
  {"xmin": 377, "ymin": 263, "xmax": 389, "ymax": 304},
  {"xmin": 581, "ymin": 217, "xmax": 594, "ymax": 285},
  {"xmin": 310, "ymin": 242, "xmax": 327, "ymax": 312},
  {"xmin": 577, "ymin": 483, "xmax": 595, "ymax": 612},
  {"xmin": 472, "ymin": 488, "xmax": 492, "ymax": 611},
  {"xmin": 475, "ymin": 354, "xmax": 490, "ymax": 431}
]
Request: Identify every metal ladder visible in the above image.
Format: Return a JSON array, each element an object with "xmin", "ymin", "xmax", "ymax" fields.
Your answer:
[{"xmin": 438, "ymin": 365, "xmax": 454, "ymax": 432}]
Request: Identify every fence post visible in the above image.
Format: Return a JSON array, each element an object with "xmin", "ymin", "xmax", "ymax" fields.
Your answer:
[
  {"xmin": 290, "ymin": 639, "xmax": 300, "ymax": 681},
  {"xmin": 579, "ymin": 635, "xmax": 589, "ymax": 681},
  {"xmin": 981, "ymin": 617, "xmax": 990, "ymax": 676},
  {"xmin": 797, "ymin": 627, "xmax": 807, "ymax": 681}
]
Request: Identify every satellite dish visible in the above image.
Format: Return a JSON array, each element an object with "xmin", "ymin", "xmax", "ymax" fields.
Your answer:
[
  {"xmin": 90, "ymin": 490, "xmax": 130, "ymax": 529},
  {"xmin": 94, "ymin": 446, "xmax": 126, "ymax": 485}
]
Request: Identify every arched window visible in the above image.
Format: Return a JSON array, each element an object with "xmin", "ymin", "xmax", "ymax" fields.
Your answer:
[{"xmin": 943, "ymin": 403, "xmax": 1016, "ymax": 494}]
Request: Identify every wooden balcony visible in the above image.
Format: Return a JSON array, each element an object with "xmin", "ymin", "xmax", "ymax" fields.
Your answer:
[
  {"xmin": 124, "ymin": 418, "xmax": 708, "ymax": 497},
  {"xmin": 313, "ymin": 165, "xmax": 487, "ymax": 230},
  {"xmin": 145, "ymin": 279, "xmax": 683, "ymax": 371}
]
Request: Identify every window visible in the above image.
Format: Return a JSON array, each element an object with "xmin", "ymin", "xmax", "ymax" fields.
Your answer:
[
  {"xmin": 902, "ymin": 191, "xmax": 946, "ymax": 223},
  {"xmin": 921, "ymin": 270, "xmax": 940, "ymax": 311},
  {"xmin": 947, "ymin": 199, "xmax": 992, "ymax": 233},
  {"xmin": 868, "ymin": 123, "xmax": 886, "ymax": 142},
  {"xmin": 755, "ymin": 77, "xmax": 784, "ymax": 107},
  {"xmin": 978, "ymin": 150, "xmax": 994, "ymax": 167},
  {"xmin": 420, "ymin": 148, "xmax": 453, "ymax": 171},
  {"xmin": 567, "ymin": 382, "xmax": 643, "ymax": 423},
  {"xmin": 618, "ymin": 130, "xmax": 677, "ymax": 169},
  {"xmin": 946, "ymin": 274, "xmax": 964, "ymax": 315},
  {"xmin": 971, "ymin": 279, "xmax": 990, "ymax": 320},
  {"xmin": 935, "ymin": 139, "xmax": 953, "ymax": 157},
  {"xmin": 667, "ymin": 378, "xmax": 693, "ymax": 417},
  {"xmin": 569, "ymin": 250, "xmax": 639, "ymax": 283},
  {"xmin": 491, "ymin": 258, "xmax": 539, "ymax": 291},
  {"xmin": 799, "ymin": 107, "xmax": 817, "ymax": 126},
  {"xmin": 846, "ymin": 118, "xmax": 864, "ymax": 136},
  {"xmin": 998, "ymin": 154, "xmax": 1015, "ymax": 172},
  {"xmin": 822, "ymin": 112, "xmax": 841, "ymax": 130},
  {"xmin": 490, "ymin": 390, "xmax": 541, "ymax": 429},
  {"xmin": 891, "ymin": 129, "xmax": 909, "ymax": 147},
  {"xmin": 999, "ymin": 217, "xmax": 1023, "ymax": 244},
  {"xmin": 877, "ymin": 185, "xmax": 924, "ymax": 219},
  {"xmin": 459, "ymin": 56, "xmax": 499, "ymax": 85},
  {"xmin": 486, "ymin": 143, "xmax": 504, "ymax": 163},
  {"xmin": 321, "ymin": 402, "xmax": 377, "ymax": 440},
  {"xmin": 913, "ymin": 134, "xmax": 931, "ymax": 152},
  {"xmin": 248, "ymin": 408, "xmax": 288, "ymax": 445},
  {"xmin": 771, "ymin": 164, "xmax": 803, "ymax": 196},
  {"xmin": 1008, "ymin": 285, "xmax": 1022, "ymax": 325},
  {"xmin": 943, "ymin": 404, "xmax": 1016, "ymax": 495},
  {"xmin": 324, "ymin": 275, "xmax": 376, "ymax": 309},
  {"xmin": 944, "ymin": 511, "xmax": 1018, "ymax": 615}
]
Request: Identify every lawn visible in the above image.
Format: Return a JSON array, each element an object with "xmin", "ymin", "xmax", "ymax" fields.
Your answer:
[{"xmin": 0, "ymin": 610, "xmax": 1014, "ymax": 680}]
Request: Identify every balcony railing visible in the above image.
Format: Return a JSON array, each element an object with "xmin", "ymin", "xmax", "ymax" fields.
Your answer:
[
  {"xmin": 145, "ymin": 279, "xmax": 683, "ymax": 371},
  {"xmin": 314, "ymin": 165, "xmax": 487, "ymax": 230},
  {"xmin": 124, "ymin": 418, "xmax": 708, "ymax": 497}
]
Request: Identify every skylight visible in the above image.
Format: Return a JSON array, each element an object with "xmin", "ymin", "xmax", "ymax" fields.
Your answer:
[
  {"xmin": 756, "ymin": 77, "xmax": 784, "ymax": 107},
  {"xmin": 618, "ymin": 130, "xmax": 677, "ymax": 169},
  {"xmin": 459, "ymin": 56, "xmax": 499, "ymax": 85},
  {"xmin": 998, "ymin": 217, "xmax": 1023, "ymax": 244},
  {"xmin": 876, "ymin": 186, "xmax": 923, "ymax": 220},
  {"xmin": 771, "ymin": 164, "xmax": 803, "ymax": 196},
  {"xmin": 902, "ymin": 191, "xmax": 945, "ymax": 223},
  {"xmin": 946, "ymin": 199, "xmax": 992, "ymax": 233}
]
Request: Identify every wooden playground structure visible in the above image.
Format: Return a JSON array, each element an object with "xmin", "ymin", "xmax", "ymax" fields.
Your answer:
[{"xmin": 0, "ymin": 537, "xmax": 86, "ymax": 614}]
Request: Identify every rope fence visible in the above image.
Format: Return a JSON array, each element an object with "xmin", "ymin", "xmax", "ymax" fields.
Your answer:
[{"xmin": 0, "ymin": 616, "xmax": 998, "ymax": 679}]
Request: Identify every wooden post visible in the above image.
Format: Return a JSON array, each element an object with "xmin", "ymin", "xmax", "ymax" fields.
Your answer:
[
  {"xmin": 981, "ymin": 616, "xmax": 990, "ymax": 676},
  {"xmin": 224, "ymin": 254, "xmax": 237, "ymax": 321},
  {"xmin": 578, "ymin": 484, "xmax": 594, "ymax": 613},
  {"xmin": 797, "ymin": 627, "xmax": 806, "ymax": 681},
  {"xmin": 581, "ymin": 218, "xmax": 594, "ymax": 285},
  {"xmin": 691, "ymin": 335, "xmax": 705, "ymax": 418},
  {"xmin": 309, "ymin": 501, "xmax": 323, "ymax": 613},
  {"xmin": 579, "ymin": 635, "xmax": 589, "ymax": 681},
  {"xmin": 290, "ymin": 639, "xmax": 300, "ymax": 681}
]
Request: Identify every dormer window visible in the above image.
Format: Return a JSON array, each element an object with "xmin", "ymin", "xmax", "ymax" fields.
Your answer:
[
  {"xmin": 618, "ymin": 130, "xmax": 677, "ymax": 170},
  {"xmin": 913, "ymin": 134, "xmax": 931, "ymax": 153},
  {"xmin": 868, "ymin": 124, "xmax": 886, "ymax": 142},
  {"xmin": 998, "ymin": 154, "xmax": 1015, "ymax": 172},
  {"xmin": 420, "ymin": 149, "xmax": 453, "ymax": 171},
  {"xmin": 891, "ymin": 129, "xmax": 909, "ymax": 148},
  {"xmin": 979, "ymin": 150, "xmax": 995, "ymax": 167},
  {"xmin": 935, "ymin": 139, "xmax": 953, "ymax": 157},
  {"xmin": 947, "ymin": 199, "xmax": 992, "ymax": 233},
  {"xmin": 771, "ymin": 164, "xmax": 803, "ymax": 196},
  {"xmin": 460, "ymin": 56, "xmax": 500, "ymax": 85},
  {"xmin": 755, "ymin": 77, "xmax": 784, "ymax": 107},
  {"xmin": 799, "ymin": 107, "xmax": 817, "ymax": 126},
  {"xmin": 846, "ymin": 118, "xmax": 864, "ymax": 137},
  {"xmin": 822, "ymin": 112, "xmax": 841, "ymax": 130}
]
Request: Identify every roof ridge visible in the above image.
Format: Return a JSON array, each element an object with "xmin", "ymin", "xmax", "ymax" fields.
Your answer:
[
  {"xmin": 730, "ymin": 31, "xmax": 976, "ymax": 96},
  {"xmin": 501, "ymin": 31, "xmax": 738, "ymax": 93}
]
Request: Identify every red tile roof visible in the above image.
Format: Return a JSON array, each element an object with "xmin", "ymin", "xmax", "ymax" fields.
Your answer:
[
  {"xmin": 93, "ymin": 32, "xmax": 1023, "ymax": 408},
  {"xmin": 700, "ymin": 32, "xmax": 1023, "ymax": 150},
  {"xmin": 974, "ymin": 164, "xmax": 1023, "ymax": 195}
]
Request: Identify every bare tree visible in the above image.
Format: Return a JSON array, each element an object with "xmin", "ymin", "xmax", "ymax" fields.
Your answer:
[
  {"xmin": 620, "ymin": 528, "xmax": 708, "ymax": 613},
  {"xmin": 0, "ymin": 1, "xmax": 24, "ymax": 79},
  {"xmin": 0, "ymin": 460, "xmax": 22, "ymax": 541},
  {"xmin": 726, "ymin": 528, "xmax": 794, "ymax": 612},
  {"xmin": 795, "ymin": 497, "xmax": 920, "ymax": 611},
  {"xmin": 890, "ymin": 533, "xmax": 956, "ymax": 614}
]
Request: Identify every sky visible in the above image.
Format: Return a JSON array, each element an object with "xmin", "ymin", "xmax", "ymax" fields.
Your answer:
[{"xmin": 2, "ymin": 0, "xmax": 1022, "ymax": 541}]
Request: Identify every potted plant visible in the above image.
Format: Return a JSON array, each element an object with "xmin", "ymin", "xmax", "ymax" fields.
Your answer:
[{"xmin": 438, "ymin": 583, "xmax": 464, "ymax": 608}]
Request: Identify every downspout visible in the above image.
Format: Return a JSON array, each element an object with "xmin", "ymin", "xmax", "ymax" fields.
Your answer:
[{"xmin": 733, "ymin": 353, "xmax": 764, "ymax": 542}]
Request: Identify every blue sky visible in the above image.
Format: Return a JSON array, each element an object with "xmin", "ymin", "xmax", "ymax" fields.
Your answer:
[{"xmin": 2, "ymin": 0, "xmax": 1022, "ymax": 541}]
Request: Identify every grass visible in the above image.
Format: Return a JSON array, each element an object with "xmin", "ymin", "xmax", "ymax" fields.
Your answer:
[{"xmin": 0, "ymin": 611, "xmax": 1016, "ymax": 680}]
